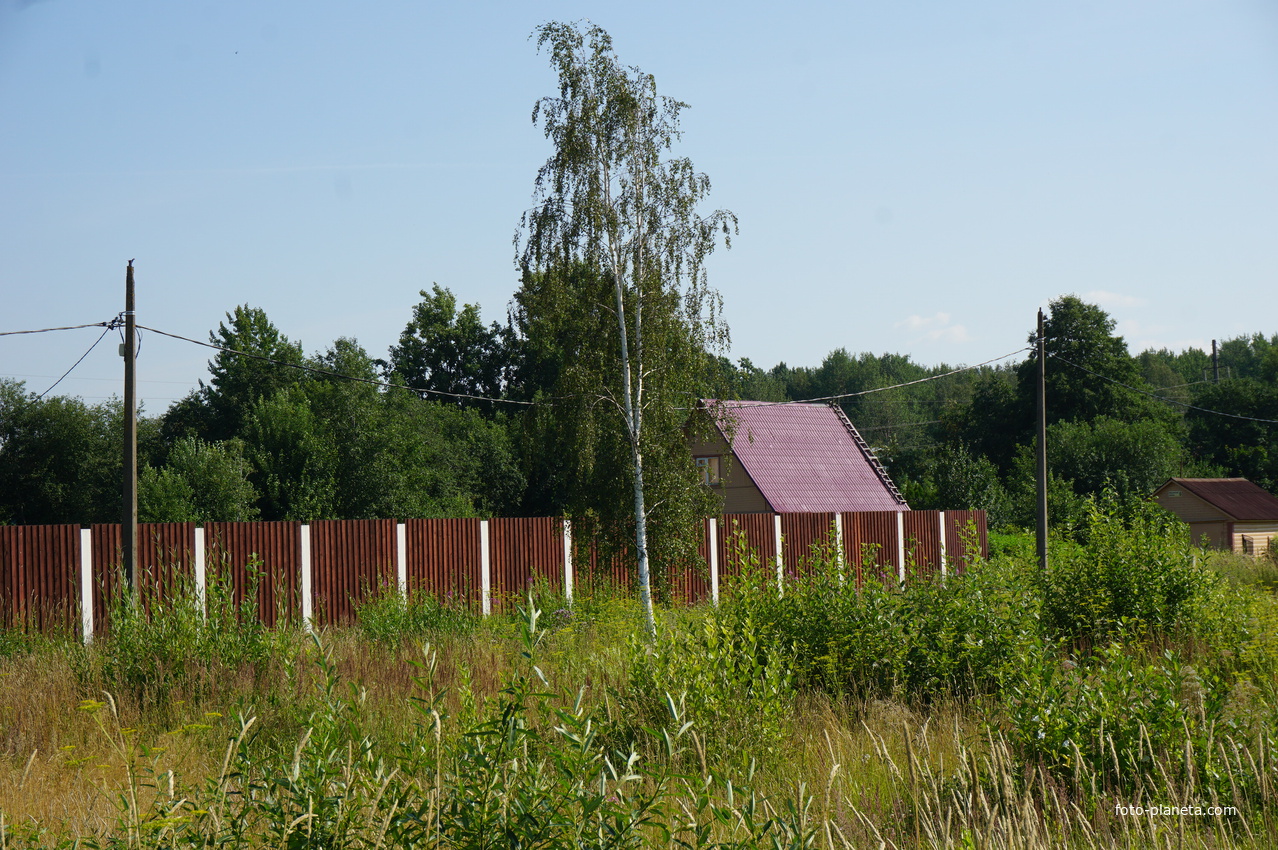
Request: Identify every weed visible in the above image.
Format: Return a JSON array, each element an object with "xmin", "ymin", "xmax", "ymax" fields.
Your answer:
[{"xmin": 354, "ymin": 585, "xmax": 478, "ymax": 644}]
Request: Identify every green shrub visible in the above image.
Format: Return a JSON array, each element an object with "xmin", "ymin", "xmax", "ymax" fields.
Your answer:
[
  {"xmin": 45, "ymin": 605, "xmax": 820, "ymax": 849},
  {"xmin": 617, "ymin": 610, "xmax": 795, "ymax": 766},
  {"xmin": 1004, "ymin": 638, "xmax": 1196, "ymax": 786},
  {"xmin": 354, "ymin": 585, "xmax": 477, "ymax": 644},
  {"xmin": 79, "ymin": 561, "xmax": 282, "ymax": 710},
  {"xmin": 719, "ymin": 532, "xmax": 1039, "ymax": 701},
  {"xmin": 1002, "ymin": 634, "xmax": 1278, "ymax": 809},
  {"xmin": 1039, "ymin": 494, "xmax": 1212, "ymax": 645}
]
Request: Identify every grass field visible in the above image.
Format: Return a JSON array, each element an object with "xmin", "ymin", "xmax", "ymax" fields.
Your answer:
[{"xmin": 1, "ymin": 500, "xmax": 1276, "ymax": 847}]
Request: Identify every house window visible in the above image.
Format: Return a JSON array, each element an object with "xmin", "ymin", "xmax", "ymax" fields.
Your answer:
[{"xmin": 694, "ymin": 456, "xmax": 721, "ymax": 485}]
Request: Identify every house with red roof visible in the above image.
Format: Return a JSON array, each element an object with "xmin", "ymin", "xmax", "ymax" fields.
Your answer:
[
  {"xmin": 1151, "ymin": 477, "xmax": 1278, "ymax": 555},
  {"xmin": 687, "ymin": 400, "xmax": 908, "ymax": 514}
]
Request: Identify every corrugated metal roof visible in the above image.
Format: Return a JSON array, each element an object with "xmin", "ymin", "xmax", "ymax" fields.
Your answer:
[
  {"xmin": 707, "ymin": 400, "xmax": 907, "ymax": 514},
  {"xmin": 1162, "ymin": 478, "xmax": 1278, "ymax": 521}
]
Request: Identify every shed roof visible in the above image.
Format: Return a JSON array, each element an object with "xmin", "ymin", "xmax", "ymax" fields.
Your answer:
[
  {"xmin": 702, "ymin": 400, "xmax": 907, "ymax": 513},
  {"xmin": 1155, "ymin": 478, "xmax": 1278, "ymax": 521}
]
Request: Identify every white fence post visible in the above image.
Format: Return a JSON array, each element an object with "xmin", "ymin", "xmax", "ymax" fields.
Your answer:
[
  {"xmin": 300, "ymin": 524, "xmax": 313, "ymax": 631},
  {"xmin": 396, "ymin": 523, "xmax": 408, "ymax": 599},
  {"xmin": 938, "ymin": 512, "xmax": 947, "ymax": 580},
  {"xmin": 562, "ymin": 519, "xmax": 573, "ymax": 606},
  {"xmin": 896, "ymin": 511, "xmax": 906, "ymax": 584},
  {"xmin": 774, "ymin": 514, "xmax": 784, "ymax": 596},
  {"xmin": 194, "ymin": 526, "xmax": 206, "ymax": 619},
  {"xmin": 708, "ymin": 517, "xmax": 719, "ymax": 606},
  {"xmin": 480, "ymin": 519, "xmax": 491, "ymax": 617},
  {"xmin": 79, "ymin": 528, "xmax": 93, "ymax": 644}
]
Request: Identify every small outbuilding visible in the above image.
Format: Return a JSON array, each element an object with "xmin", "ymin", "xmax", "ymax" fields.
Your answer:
[
  {"xmin": 687, "ymin": 400, "xmax": 909, "ymax": 514},
  {"xmin": 1151, "ymin": 477, "xmax": 1278, "ymax": 555}
]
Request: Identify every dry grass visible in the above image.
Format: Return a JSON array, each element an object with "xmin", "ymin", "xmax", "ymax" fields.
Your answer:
[
  {"xmin": 1, "ymin": 599, "xmax": 1276, "ymax": 847},
  {"xmin": 1207, "ymin": 549, "xmax": 1278, "ymax": 592}
]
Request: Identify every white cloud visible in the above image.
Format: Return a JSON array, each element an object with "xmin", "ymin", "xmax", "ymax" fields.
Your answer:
[
  {"xmin": 896, "ymin": 312, "xmax": 971, "ymax": 343},
  {"xmin": 897, "ymin": 312, "xmax": 949, "ymax": 331},
  {"xmin": 1082, "ymin": 290, "xmax": 1147, "ymax": 309},
  {"xmin": 1113, "ymin": 319, "xmax": 1210, "ymax": 354}
]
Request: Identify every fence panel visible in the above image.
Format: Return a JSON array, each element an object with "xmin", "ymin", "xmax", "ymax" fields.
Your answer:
[
  {"xmin": 310, "ymin": 519, "xmax": 397, "ymax": 627},
  {"xmin": 944, "ymin": 511, "xmax": 988, "ymax": 573},
  {"xmin": 578, "ymin": 541, "xmax": 632, "ymax": 599},
  {"xmin": 667, "ymin": 520, "xmax": 711, "ymax": 605},
  {"xmin": 717, "ymin": 513, "xmax": 776, "ymax": 595},
  {"xmin": 204, "ymin": 522, "xmax": 301, "ymax": 627},
  {"xmin": 780, "ymin": 512, "xmax": 838, "ymax": 576},
  {"xmin": 91, "ymin": 523, "xmax": 196, "ymax": 634},
  {"xmin": 404, "ymin": 518, "xmax": 482, "ymax": 607},
  {"xmin": 0, "ymin": 524, "xmax": 80, "ymax": 634},
  {"xmin": 0, "ymin": 510, "xmax": 988, "ymax": 633},
  {"xmin": 843, "ymin": 511, "xmax": 903, "ymax": 586},
  {"xmin": 490, "ymin": 517, "xmax": 563, "ymax": 607},
  {"xmin": 903, "ymin": 511, "xmax": 944, "ymax": 577}
]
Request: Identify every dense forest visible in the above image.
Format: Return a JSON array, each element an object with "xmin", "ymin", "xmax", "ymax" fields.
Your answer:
[{"xmin": 2, "ymin": 290, "xmax": 1275, "ymax": 536}]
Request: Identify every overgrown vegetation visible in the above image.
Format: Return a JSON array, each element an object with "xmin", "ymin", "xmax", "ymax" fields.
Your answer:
[
  {"xmin": 0, "ymin": 20, "xmax": 1275, "ymax": 845},
  {"xmin": 1, "ymin": 498, "xmax": 1275, "ymax": 847}
]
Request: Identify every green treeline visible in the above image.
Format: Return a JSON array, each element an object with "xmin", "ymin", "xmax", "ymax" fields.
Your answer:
[{"xmin": 1, "ymin": 292, "xmax": 1275, "ymax": 531}]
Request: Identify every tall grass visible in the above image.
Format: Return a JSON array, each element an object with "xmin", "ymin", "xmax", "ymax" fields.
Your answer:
[
  {"xmin": 69, "ymin": 559, "xmax": 290, "ymax": 721},
  {"xmin": 0, "ymin": 496, "xmax": 1275, "ymax": 847}
]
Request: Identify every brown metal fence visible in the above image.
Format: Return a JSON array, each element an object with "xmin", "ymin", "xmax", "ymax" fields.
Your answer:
[
  {"xmin": 91, "ymin": 522, "xmax": 196, "ymax": 634},
  {"xmin": 577, "ymin": 541, "xmax": 633, "ymax": 599},
  {"xmin": 490, "ymin": 517, "xmax": 563, "ymax": 608},
  {"xmin": 843, "ymin": 511, "xmax": 904, "ymax": 586},
  {"xmin": 205, "ymin": 521, "xmax": 301, "ymax": 627},
  {"xmin": 311, "ymin": 519, "xmax": 396, "ymax": 627},
  {"xmin": 903, "ymin": 511, "xmax": 945, "ymax": 578},
  {"xmin": 944, "ymin": 510, "xmax": 988, "ymax": 573},
  {"xmin": 718, "ymin": 513, "xmax": 777, "ymax": 585},
  {"xmin": 0, "ymin": 524, "xmax": 79, "ymax": 634},
  {"xmin": 668, "ymin": 523, "xmax": 711, "ymax": 604},
  {"xmin": 780, "ymin": 512, "xmax": 838, "ymax": 575},
  {"xmin": 405, "ymin": 517, "xmax": 481, "ymax": 606},
  {"xmin": 0, "ymin": 510, "xmax": 987, "ymax": 636}
]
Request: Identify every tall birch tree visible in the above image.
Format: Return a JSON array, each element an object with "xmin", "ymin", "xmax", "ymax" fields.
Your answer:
[{"xmin": 517, "ymin": 21, "xmax": 736, "ymax": 636}]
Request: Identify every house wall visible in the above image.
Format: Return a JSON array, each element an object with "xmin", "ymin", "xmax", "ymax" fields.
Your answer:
[
  {"xmin": 1153, "ymin": 487, "xmax": 1229, "ymax": 523},
  {"xmin": 687, "ymin": 432, "xmax": 772, "ymax": 514},
  {"xmin": 1186, "ymin": 521, "xmax": 1229, "ymax": 550},
  {"xmin": 1234, "ymin": 522, "xmax": 1278, "ymax": 556}
]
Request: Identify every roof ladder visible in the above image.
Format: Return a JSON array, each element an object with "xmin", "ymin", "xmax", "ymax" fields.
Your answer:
[{"xmin": 831, "ymin": 404, "xmax": 908, "ymax": 506}]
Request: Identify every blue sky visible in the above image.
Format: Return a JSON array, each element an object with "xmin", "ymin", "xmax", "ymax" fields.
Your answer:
[{"xmin": 2, "ymin": 1, "xmax": 1275, "ymax": 411}]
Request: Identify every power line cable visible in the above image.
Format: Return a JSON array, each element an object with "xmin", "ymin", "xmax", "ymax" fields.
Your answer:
[
  {"xmin": 136, "ymin": 324, "xmax": 538, "ymax": 407},
  {"xmin": 37, "ymin": 326, "xmax": 113, "ymax": 399},
  {"xmin": 1, "ymin": 373, "xmax": 194, "ymax": 385},
  {"xmin": 0, "ymin": 321, "xmax": 111, "ymax": 337},
  {"xmin": 725, "ymin": 347, "xmax": 1032, "ymax": 407},
  {"xmin": 1048, "ymin": 352, "xmax": 1278, "ymax": 425},
  {"xmin": 857, "ymin": 420, "xmax": 943, "ymax": 432},
  {"xmin": 1155, "ymin": 378, "xmax": 1213, "ymax": 391}
]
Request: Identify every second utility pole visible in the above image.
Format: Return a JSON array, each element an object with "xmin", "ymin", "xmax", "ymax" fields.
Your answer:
[
  {"xmin": 122, "ymin": 260, "xmax": 138, "ymax": 603},
  {"xmin": 1036, "ymin": 308, "xmax": 1048, "ymax": 572}
]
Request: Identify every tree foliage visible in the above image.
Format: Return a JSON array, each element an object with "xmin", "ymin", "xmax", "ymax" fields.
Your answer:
[
  {"xmin": 516, "ymin": 21, "xmax": 736, "ymax": 632},
  {"xmin": 138, "ymin": 437, "xmax": 259, "ymax": 523},
  {"xmin": 0, "ymin": 381, "xmax": 157, "ymax": 525},
  {"xmin": 199, "ymin": 305, "xmax": 306, "ymax": 442},
  {"xmin": 1186, "ymin": 379, "xmax": 1278, "ymax": 491},
  {"xmin": 146, "ymin": 318, "xmax": 525, "ymax": 523},
  {"xmin": 381, "ymin": 284, "xmax": 510, "ymax": 409},
  {"xmin": 1017, "ymin": 295, "xmax": 1155, "ymax": 427}
]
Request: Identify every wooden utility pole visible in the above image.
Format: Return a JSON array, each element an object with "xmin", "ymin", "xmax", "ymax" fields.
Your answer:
[
  {"xmin": 1035, "ymin": 308, "xmax": 1048, "ymax": 572},
  {"xmin": 1212, "ymin": 339, "xmax": 1219, "ymax": 384},
  {"xmin": 122, "ymin": 261, "xmax": 138, "ymax": 601}
]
